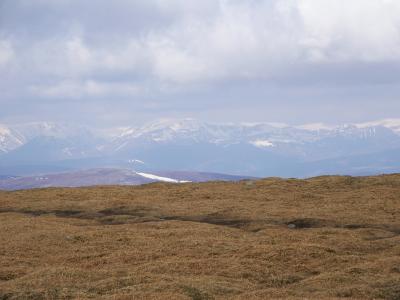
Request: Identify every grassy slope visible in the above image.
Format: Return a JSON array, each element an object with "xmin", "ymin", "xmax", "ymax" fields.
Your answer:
[{"xmin": 0, "ymin": 175, "xmax": 399, "ymax": 299}]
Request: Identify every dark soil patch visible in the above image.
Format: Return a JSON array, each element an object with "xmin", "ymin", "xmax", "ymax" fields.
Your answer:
[
  {"xmin": 98, "ymin": 207, "xmax": 155, "ymax": 217},
  {"xmin": 1, "ymin": 208, "xmax": 399, "ymax": 235},
  {"xmin": 53, "ymin": 210, "xmax": 82, "ymax": 217},
  {"xmin": 286, "ymin": 218, "xmax": 336, "ymax": 229},
  {"xmin": 162, "ymin": 215, "xmax": 250, "ymax": 229},
  {"xmin": 0, "ymin": 208, "xmax": 250, "ymax": 229},
  {"xmin": 285, "ymin": 218, "xmax": 400, "ymax": 236}
]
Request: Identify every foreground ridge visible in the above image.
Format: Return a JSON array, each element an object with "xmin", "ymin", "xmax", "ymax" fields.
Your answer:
[{"xmin": 0, "ymin": 174, "xmax": 399, "ymax": 299}]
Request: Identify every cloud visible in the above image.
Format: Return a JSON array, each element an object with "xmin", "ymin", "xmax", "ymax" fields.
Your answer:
[
  {"xmin": 145, "ymin": 0, "xmax": 400, "ymax": 83},
  {"xmin": 297, "ymin": 0, "xmax": 400, "ymax": 62},
  {"xmin": 26, "ymin": 35, "xmax": 152, "ymax": 79},
  {"xmin": 30, "ymin": 80, "xmax": 141, "ymax": 99},
  {"xmin": 0, "ymin": 40, "xmax": 15, "ymax": 66},
  {"xmin": 0, "ymin": 0, "xmax": 399, "ymax": 124},
  {"xmin": 4, "ymin": 0, "xmax": 400, "ymax": 85}
]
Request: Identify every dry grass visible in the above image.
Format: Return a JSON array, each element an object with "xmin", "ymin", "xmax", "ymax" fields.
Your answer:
[{"xmin": 0, "ymin": 174, "xmax": 400, "ymax": 299}]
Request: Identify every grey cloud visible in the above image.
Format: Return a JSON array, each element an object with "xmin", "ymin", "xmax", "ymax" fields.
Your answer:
[{"xmin": 0, "ymin": 0, "xmax": 399, "ymax": 125}]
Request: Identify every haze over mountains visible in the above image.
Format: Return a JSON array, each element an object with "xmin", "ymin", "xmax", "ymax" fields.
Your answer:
[{"xmin": 1, "ymin": 118, "xmax": 400, "ymax": 180}]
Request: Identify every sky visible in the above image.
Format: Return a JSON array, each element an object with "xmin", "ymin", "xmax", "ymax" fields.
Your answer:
[{"xmin": 0, "ymin": 0, "xmax": 400, "ymax": 126}]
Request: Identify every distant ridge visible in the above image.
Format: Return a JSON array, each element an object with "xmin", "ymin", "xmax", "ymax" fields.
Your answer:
[{"xmin": 0, "ymin": 168, "xmax": 254, "ymax": 191}]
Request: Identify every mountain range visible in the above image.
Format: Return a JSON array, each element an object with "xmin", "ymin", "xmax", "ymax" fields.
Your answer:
[{"xmin": 1, "ymin": 118, "xmax": 400, "ymax": 178}]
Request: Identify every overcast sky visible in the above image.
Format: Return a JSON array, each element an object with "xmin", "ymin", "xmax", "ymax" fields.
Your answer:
[{"xmin": 1, "ymin": 0, "xmax": 400, "ymax": 126}]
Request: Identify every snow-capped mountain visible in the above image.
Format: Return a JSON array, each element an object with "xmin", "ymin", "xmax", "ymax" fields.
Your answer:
[
  {"xmin": 355, "ymin": 119, "xmax": 400, "ymax": 134},
  {"xmin": 1, "ymin": 118, "xmax": 400, "ymax": 177},
  {"xmin": 108, "ymin": 119, "xmax": 400, "ymax": 160},
  {"xmin": 0, "ymin": 124, "xmax": 24, "ymax": 154},
  {"xmin": 108, "ymin": 118, "xmax": 321, "ymax": 156},
  {"xmin": 13, "ymin": 122, "xmax": 94, "ymax": 140},
  {"xmin": 0, "ymin": 122, "xmax": 104, "ymax": 169},
  {"xmin": 111, "ymin": 118, "xmax": 400, "ymax": 146}
]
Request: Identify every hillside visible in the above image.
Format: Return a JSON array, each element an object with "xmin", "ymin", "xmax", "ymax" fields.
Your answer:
[
  {"xmin": 0, "ymin": 168, "xmax": 253, "ymax": 190},
  {"xmin": 0, "ymin": 175, "xmax": 399, "ymax": 299}
]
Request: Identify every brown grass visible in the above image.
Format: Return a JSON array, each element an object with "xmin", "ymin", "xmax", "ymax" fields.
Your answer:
[{"xmin": 0, "ymin": 174, "xmax": 400, "ymax": 299}]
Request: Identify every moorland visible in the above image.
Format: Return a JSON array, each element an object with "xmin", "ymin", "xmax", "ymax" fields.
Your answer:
[{"xmin": 0, "ymin": 175, "xmax": 400, "ymax": 299}]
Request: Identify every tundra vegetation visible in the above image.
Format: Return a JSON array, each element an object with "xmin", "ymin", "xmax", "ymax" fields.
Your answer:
[{"xmin": 0, "ymin": 175, "xmax": 399, "ymax": 299}]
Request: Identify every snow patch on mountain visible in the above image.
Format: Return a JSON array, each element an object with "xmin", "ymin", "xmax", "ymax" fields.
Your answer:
[
  {"xmin": 136, "ymin": 172, "xmax": 191, "ymax": 183},
  {"xmin": 128, "ymin": 159, "xmax": 144, "ymax": 164},
  {"xmin": 0, "ymin": 124, "xmax": 24, "ymax": 153},
  {"xmin": 296, "ymin": 123, "xmax": 334, "ymax": 131},
  {"xmin": 241, "ymin": 122, "xmax": 288, "ymax": 128},
  {"xmin": 356, "ymin": 119, "xmax": 400, "ymax": 134},
  {"xmin": 250, "ymin": 140, "xmax": 275, "ymax": 148},
  {"xmin": 13, "ymin": 122, "xmax": 94, "ymax": 139}
]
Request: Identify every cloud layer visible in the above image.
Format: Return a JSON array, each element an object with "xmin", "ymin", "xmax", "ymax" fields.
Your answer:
[{"xmin": 1, "ymin": 0, "xmax": 400, "ymax": 124}]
